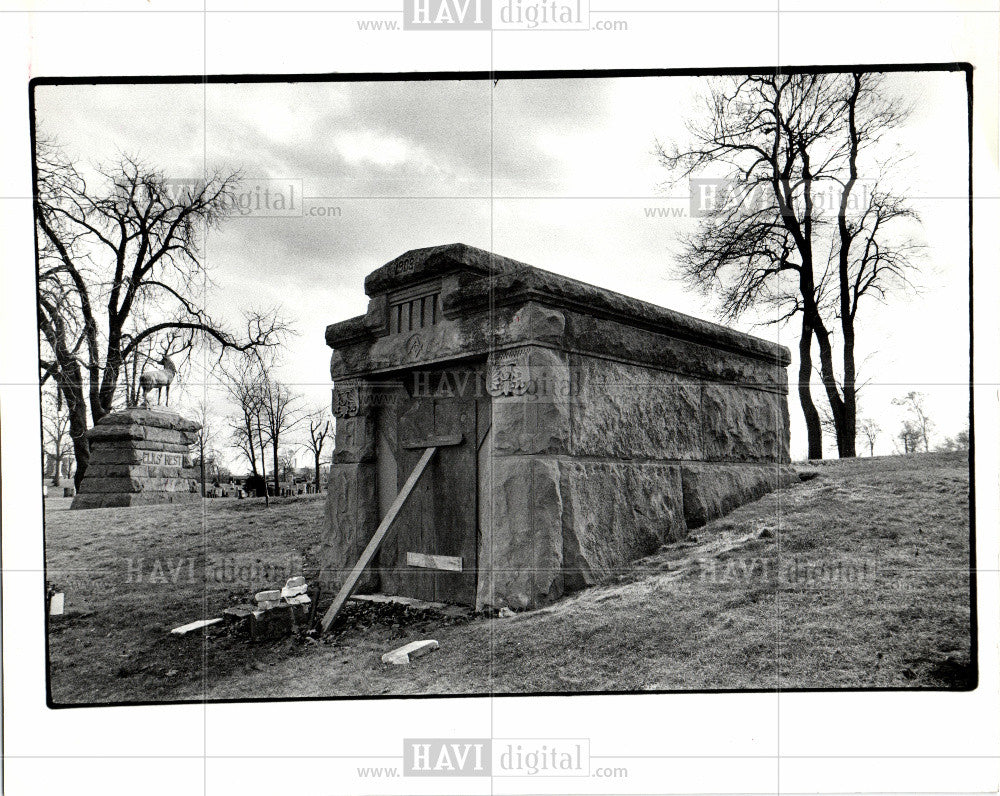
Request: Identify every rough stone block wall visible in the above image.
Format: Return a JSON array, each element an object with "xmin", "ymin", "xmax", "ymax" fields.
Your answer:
[
  {"xmin": 71, "ymin": 408, "xmax": 201, "ymax": 509},
  {"xmin": 475, "ymin": 348, "xmax": 793, "ymax": 609},
  {"xmin": 568, "ymin": 357, "xmax": 702, "ymax": 459},
  {"xmin": 476, "ymin": 456, "xmax": 566, "ymax": 610}
]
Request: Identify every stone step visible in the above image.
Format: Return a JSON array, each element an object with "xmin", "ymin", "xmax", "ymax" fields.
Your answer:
[
  {"xmin": 89, "ymin": 423, "xmax": 199, "ymax": 445},
  {"xmin": 71, "ymin": 491, "xmax": 202, "ymax": 509},
  {"xmin": 77, "ymin": 476, "xmax": 198, "ymax": 494},
  {"xmin": 82, "ymin": 463, "xmax": 196, "ymax": 480}
]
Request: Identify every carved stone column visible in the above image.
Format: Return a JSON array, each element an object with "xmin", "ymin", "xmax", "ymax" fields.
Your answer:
[
  {"xmin": 477, "ymin": 341, "xmax": 572, "ymax": 610},
  {"xmin": 318, "ymin": 379, "xmax": 379, "ymax": 594}
]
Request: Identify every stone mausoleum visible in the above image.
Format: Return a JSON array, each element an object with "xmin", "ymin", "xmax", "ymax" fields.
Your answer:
[{"xmin": 320, "ymin": 243, "xmax": 794, "ymax": 610}]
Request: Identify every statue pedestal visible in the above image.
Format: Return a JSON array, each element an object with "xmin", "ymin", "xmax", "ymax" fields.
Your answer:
[{"xmin": 71, "ymin": 407, "xmax": 202, "ymax": 509}]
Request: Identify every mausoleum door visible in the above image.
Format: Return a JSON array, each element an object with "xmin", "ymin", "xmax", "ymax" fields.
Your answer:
[{"xmin": 378, "ymin": 370, "xmax": 484, "ymax": 605}]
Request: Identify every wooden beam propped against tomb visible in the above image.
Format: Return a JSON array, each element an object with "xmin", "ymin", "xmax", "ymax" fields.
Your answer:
[{"xmin": 319, "ymin": 445, "xmax": 439, "ymax": 633}]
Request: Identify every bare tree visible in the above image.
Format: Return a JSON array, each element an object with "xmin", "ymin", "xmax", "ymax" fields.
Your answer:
[
  {"xmin": 34, "ymin": 139, "xmax": 288, "ymax": 487},
  {"xmin": 893, "ymin": 391, "xmax": 932, "ymax": 452},
  {"xmin": 259, "ymin": 376, "xmax": 304, "ymax": 497},
  {"xmin": 191, "ymin": 399, "xmax": 220, "ymax": 497},
  {"xmin": 859, "ymin": 417, "xmax": 880, "ymax": 456},
  {"xmin": 305, "ymin": 409, "xmax": 333, "ymax": 493},
  {"xmin": 897, "ymin": 420, "xmax": 922, "ymax": 455},
  {"xmin": 278, "ymin": 448, "xmax": 298, "ymax": 486},
  {"xmin": 41, "ymin": 388, "xmax": 74, "ymax": 486},
  {"xmin": 225, "ymin": 359, "xmax": 272, "ymax": 503},
  {"xmin": 228, "ymin": 366, "xmax": 261, "ymax": 477},
  {"xmin": 659, "ymin": 72, "xmax": 920, "ymax": 458}
]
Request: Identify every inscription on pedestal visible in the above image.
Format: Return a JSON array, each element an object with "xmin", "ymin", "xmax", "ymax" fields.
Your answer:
[{"xmin": 141, "ymin": 451, "xmax": 185, "ymax": 467}]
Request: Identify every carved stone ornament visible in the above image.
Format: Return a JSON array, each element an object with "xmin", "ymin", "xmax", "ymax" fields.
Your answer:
[
  {"xmin": 332, "ymin": 381, "xmax": 367, "ymax": 418},
  {"xmin": 486, "ymin": 348, "xmax": 530, "ymax": 397},
  {"xmin": 406, "ymin": 333, "xmax": 424, "ymax": 360}
]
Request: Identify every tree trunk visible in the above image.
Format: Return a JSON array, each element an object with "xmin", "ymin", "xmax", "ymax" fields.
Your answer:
[
  {"xmin": 314, "ymin": 450, "xmax": 322, "ymax": 493},
  {"xmin": 797, "ymin": 266, "xmax": 848, "ymax": 460},
  {"xmin": 244, "ymin": 416, "xmax": 258, "ymax": 476},
  {"xmin": 257, "ymin": 423, "xmax": 269, "ymax": 507},
  {"xmin": 200, "ymin": 449, "xmax": 207, "ymax": 497},
  {"xmin": 833, "ymin": 74, "xmax": 862, "ymax": 460},
  {"xmin": 54, "ymin": 362, "xmax": 91, "ymax": 490},
  {"xmin": 798, "ymin": 317, "xmax": 823, "ymax": 459},
  {"xmin": 839, "ymin": 324, "xmax": 858, "ymax": 458},
  {"xmin": 68, "ymin": 393, "xmax": 90, "ymax": 490},
  {"xmin": 95, "ymin": 327, "xmax": 123, "ymax": 421},
  {"xmin": 42, "ymin": 303, "xmax": 93, "ymax": 487},
  {"xmin": 272, "ymin": 440, "xmax": 280, "ymax": 496},
  {"xmin": 809, "ymin": 316, "xmax": 848, "ymax": 452}
]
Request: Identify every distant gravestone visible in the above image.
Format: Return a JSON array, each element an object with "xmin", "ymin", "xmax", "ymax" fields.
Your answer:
[{"xmin": 70, "ymin": 406, "xmax": 201, "ymax": 509}]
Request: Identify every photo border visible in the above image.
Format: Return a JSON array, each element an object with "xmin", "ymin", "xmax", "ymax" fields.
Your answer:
[{"xmin": 23, "ymin": 61, "xmax": 977, "ymax": 710}]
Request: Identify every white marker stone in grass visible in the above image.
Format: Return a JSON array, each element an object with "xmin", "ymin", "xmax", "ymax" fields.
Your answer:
[{"xmin": 381, "ymin": 639, "xmax": 440, "ymax": 665}]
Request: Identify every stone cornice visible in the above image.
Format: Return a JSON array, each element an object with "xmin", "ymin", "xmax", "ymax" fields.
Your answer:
[{"xmin": 328, "ymin": 243, "xmax": 790, "ymax": 367}]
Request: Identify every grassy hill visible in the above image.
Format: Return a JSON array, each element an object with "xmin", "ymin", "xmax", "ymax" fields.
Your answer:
[{"xmin": 44, "ymin": 451, "xmax": 973, "ymax": 705}]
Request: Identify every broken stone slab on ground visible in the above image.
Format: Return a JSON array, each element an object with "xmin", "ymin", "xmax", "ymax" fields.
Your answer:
[
  {"xmin": 254, "ymin": 589, "xmax": 284, "ymax": 610},
  {"xmin": 284, "ymin": 594, "xmax": 311, "ymax": 606},
  {"xmin": 381, "ymin": 639, "xmax": 440, "ymax": 665},
  {"xmin": 281, "ymin": 576, "xmax": 308, "ymax": 598},
  {"xmin": 212, "ymin": 577, "xmax": 315, "ymax": 640},
  {"xmin": 171, "ymin": 617, "xmax": 222, "ymax": 635}
]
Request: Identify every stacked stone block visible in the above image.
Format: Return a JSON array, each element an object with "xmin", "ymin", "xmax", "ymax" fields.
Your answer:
[{"xmin": 71, "ymin": 407, "xmax": 201, "ymax": 509}]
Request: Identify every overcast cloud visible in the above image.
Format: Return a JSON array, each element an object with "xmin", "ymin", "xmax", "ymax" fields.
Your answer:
[{"xmin": 35, "ymin": 70, "xmax": 970, "ymax": 464}]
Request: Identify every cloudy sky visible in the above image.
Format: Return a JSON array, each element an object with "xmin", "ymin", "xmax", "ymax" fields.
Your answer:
[{"xmin": 35, "ymin": 70, "xmax": 970, "ymax": 464}]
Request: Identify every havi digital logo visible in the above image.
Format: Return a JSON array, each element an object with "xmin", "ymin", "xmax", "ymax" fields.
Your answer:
[
  {"xmin": 403, "ymin": 737, "xmax": 590, "ymax": 777},
  {"xmin": 403, "ymin": 0, "xmax": 491, "ymax": 29},
  {"xmin": 404, "ymin": 738, "xmax": 491, "ymax": 776},
  {"xmin": 403, "ymin": 0, "xmax": 589, "ymax": 30}
]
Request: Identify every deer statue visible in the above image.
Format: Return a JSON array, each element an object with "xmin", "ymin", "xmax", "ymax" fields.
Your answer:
[{"xmin": 139, "ymin": 355, "xmax": 177, "ymax": 407}]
